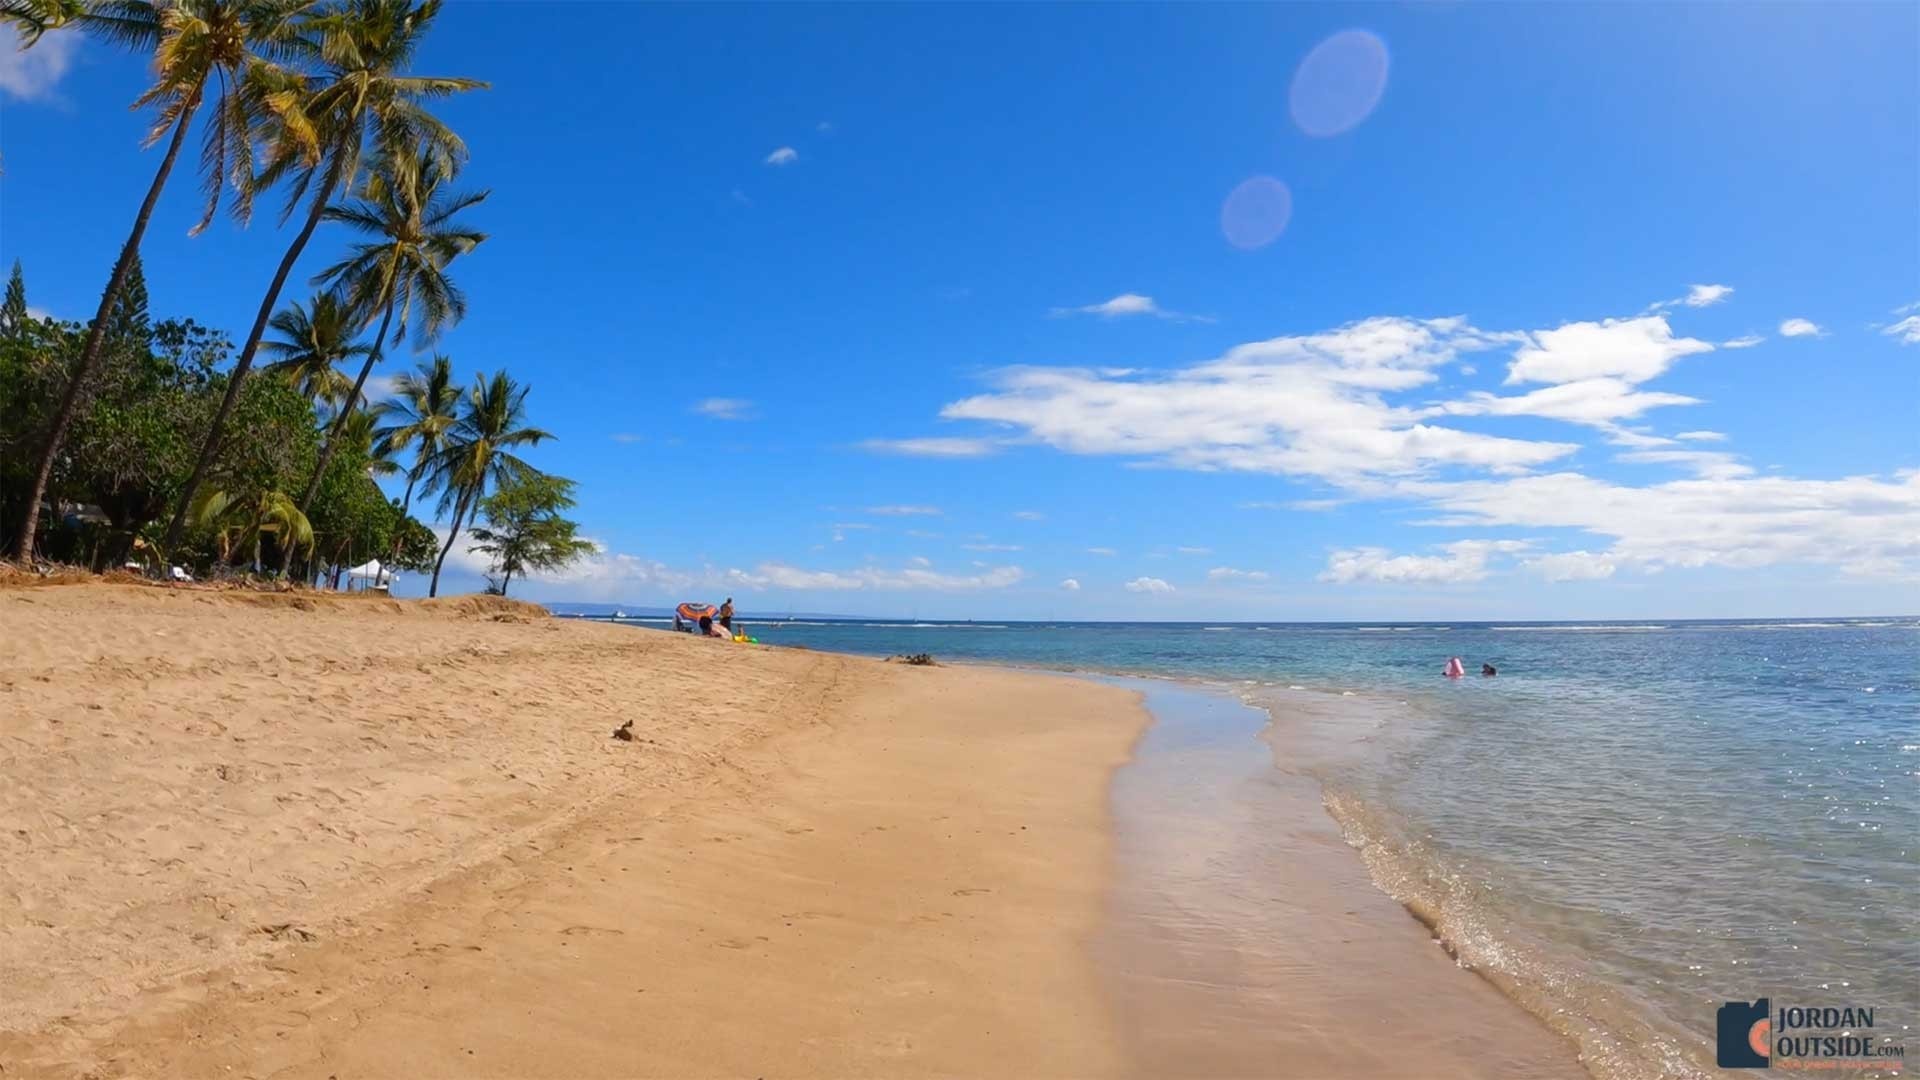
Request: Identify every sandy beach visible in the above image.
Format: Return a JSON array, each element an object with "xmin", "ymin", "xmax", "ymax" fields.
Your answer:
[{"xmin": 0, "ymin": 584, "xmax": 1143, "ymax": 1078}]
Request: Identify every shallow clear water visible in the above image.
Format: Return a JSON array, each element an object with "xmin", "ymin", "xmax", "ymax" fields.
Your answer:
[{"xmin": 595, "ymin": 616, "xmax": 1920, "ymax": 1077}]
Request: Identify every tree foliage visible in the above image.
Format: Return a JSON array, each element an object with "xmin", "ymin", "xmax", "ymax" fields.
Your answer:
[{"xmin": 467, "ymin": 472, "xmax": 590, "ymax": 596}]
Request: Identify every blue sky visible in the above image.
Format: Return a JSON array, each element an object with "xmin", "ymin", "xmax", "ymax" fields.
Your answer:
[{"xmin": 4, "ymin": 2, "xmax": 1916, "ymax": 618}]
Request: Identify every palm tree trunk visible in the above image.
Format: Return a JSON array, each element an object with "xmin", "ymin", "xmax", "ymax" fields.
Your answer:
[
  {"xmin": 428, "ymin": 488, "xmax": 474, "ymax": 598},
  {"xmin": 282, "ymin": 290, "xmax": 397, "ymax": 575},
  {"xmin": 11, "ymin": 94, "xmax": 201, "ymax": 563},
  {"xmin": 161, "ymin": 153, "xmax": 347, "ymax": 557}
]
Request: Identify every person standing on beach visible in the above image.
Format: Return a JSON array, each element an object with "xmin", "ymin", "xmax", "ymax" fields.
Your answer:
[{"xmin": 719, "ymin": 598, "xmax": 735, "ymax": 633}]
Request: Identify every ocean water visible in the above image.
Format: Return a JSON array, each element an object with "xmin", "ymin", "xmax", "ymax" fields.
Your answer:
[{"xmin": 592, "ymin": 615, "xmax": 1919, "ymax": 1078}]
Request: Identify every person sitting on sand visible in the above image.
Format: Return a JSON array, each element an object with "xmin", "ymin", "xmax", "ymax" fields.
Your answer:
[
  {"xmin": 697, "ymin": 613, "xmax": 728, "ymax": 639},
  {"xmin": 719, "ymin": 597, "xmax": 735, "ymax": 633},
  {"xmin": 1482, "ymin": 663, "xmax": 1497, "ymax": 677}
]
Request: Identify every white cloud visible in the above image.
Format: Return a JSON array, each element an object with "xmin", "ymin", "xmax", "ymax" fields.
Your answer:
[
  {"xmin": 1443, "ymin": 377, "xmax": 1699, "ymax": 426},
  {"xmin": 1176, "ymin": 545, "xmax": 1212, "ymax": 555},
  {"xmin": 1320, "ymin": 539, "xmax": 1531, "ymax": 585},
  {"xmin": 1506, "ymin": 316, "xmax": 1714, "ymax": 386},
  {"xmin": 1124, "ymin": 576, "xmax": 1175, "ymax": 594},
  {"xmin": 858, "ymin": 436, "xmax": 1005, "ymax": 458},
  {"xmin": 905, "ymin": 529, "xmax": 942, "ymax": 539},
  {"xmin": 962, "ymin": 542, "xmax": 1022, "ymax": 552},
  {"xmin": 1882, "ymin": 316, "xmax": 1920, "ymax": 346},
  {"xmin": 360, "ymin": 373, "xmax": 402, "ymax": 403},
  {"xmin": 1207, "ymin": 567, "xmax": 1270, "ymax": 582},
  {"xmin": 726, "ymin": 562, "xmax": 1022, "ymax": 591},
  {"xmin": 1241, "ymin": 498, "xmax": 1345, "ymax": 511},
  {"xmin": 1681, "ymin": 283, "xmax": 1733, "ymax": 308},
  {"xmin": 765, "ymin": 146, "xmax": 798, "ymax": 166},
  {"xmin": 907, "ymin": 555, "xmax": 931, "ymax": 567},
  {"xmin": 1399, "ymin": 471, "xmax": 1920, "ymax": 578},
  {"xmin": 1523, "ymin": 550, "xmax": 1618, "ymax": 582},
  {"xmin": 1616, "ymin": 448, "xmax": 1753, "ymax": 480},
  {"xmin": 692, "ymin": 397, "xmax": 755, "ymax": 420},
  {"xmin": 0, "ymin": 26, "xmax": 79, "ymax": 102},
  {"xmin": 1012, "ymin": 510, "xmax": 1045, "ymax": 521},
  {"xmin": 1722, "ymin": 334, "xmax": 1765, "ymax": 349},
  {"xmin": 940, "ymin": 316, "xmax": 1579, "ymax": 482},
  {"xmin": 1778, "ymin": 318, "xmax": 1823, "ymax": 338},
  {"xmin": 1674, "ymin": 430, "xmax": 1727, "ymax": 443},
  {"xmin": 1050, "ymin": 293, "xmax": 1207, "ymax": 322},
  {"xmin": 1086, "ymin": 546, "xmax": 1117, "ymax": 556},
  {"xmin": 1060, "ymin": 578, "xmax": 1081, "ymax": 591},
  {"xmin": 866, "ymin": 504, "xmax": 942, "ymax": 516}
]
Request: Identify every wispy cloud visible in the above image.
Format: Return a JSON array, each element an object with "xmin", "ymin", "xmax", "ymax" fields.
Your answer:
[
  {"xmin": 859, "ymin": 436, "xmax": 1005, "ymax": 458},
  {"xmin": 1882, "ymin": 315, "xmax": 1920, "ymax": 346},
  {"xmin": 866, "ymin": 504, "xmax": 942, "ymax": 516},
  {"xmin": 1060, "ymin": 578, "xmax": 1081, "ymax": 591},
  {"xmin": 1674, "ymin": 430, "xmax": 1727, "ymax": 443},
  {"xmin": 1086, "ymin": 546, "xmax": 1117, "ymax": 556},
  {"xmin": 610, "ymin": 433, "xmax": 644, "ymax": 444},
  {"xmin": 726, "ymin": 561, "xmax": 1021, "ymax": 591},
  {"xmin": 1050, "ymin": 293, "xmax": 1210, "ymax": 323},
  {"xmin": 1207, "ymin": 567, "xmax": 1270, "ymax": 582},
  {"xmin": 1124, "ymin": 576, "xmax": 1175, "ymax": 594},
  {"xmin": 0, "ymin": 27, "xmax": 79, "ymax": 102},
  {"xmin": 963, "ymin": 542, "xmax": 1022, "ymax": 552},
  {"xmin": 1176, "ymin": 545, "xmax": 1212, "ymax": 555},
  {"xmin": 1721, "ymin": 334, "xmax": 1765, "ymax": 349},
  {"xmin": 693, "ymin": 397, "xmax": 755, "ymax": 420},
  {"xmin": 1778, "ymin": 317, "xmax": 1824, "ymax": 338},
  {"xmin": 1320, "ymin": 540, "xmax": 1531, "ymax": 585},
  {"xmin": 765, "ymin": 146, "xmax": 798, "ymax": 166},
  {"xmin": 1012, "ymin": 510, "xmax": 1045, "ymax": 521}
]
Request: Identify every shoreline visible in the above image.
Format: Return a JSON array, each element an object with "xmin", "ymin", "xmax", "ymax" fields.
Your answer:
[{"xmin": 6, "ymin": 583, "xmax": 1593, "ymax": 1079}]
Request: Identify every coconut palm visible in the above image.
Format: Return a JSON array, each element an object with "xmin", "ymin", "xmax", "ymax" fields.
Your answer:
[
  {"xmin": 372, "ymin": 353, "xmax": 456, "ymax": 516},
  {"xmin": 161, "ymin": 0, "xmax": 484, "ymax": 555},
  {"xmin": 260, "ymin": 292, "xmax": 371, "ymax": 408},
  {"xmin": 422, "ymin": 369, "xmax": 549, "ymax": 597},
  {"xmin": 288, "ymin": 148, "xmax": 486, "ymax": 548},
  {"xmin": 11, "ymin": 0, "xmax": 311, "ymax": 562},
  {"xmin": 189, "ymin": 486, "xmax": 313, "ymax": 574},
  {"xmin": 0, "ymin": 0, "xmax": 84, "ymax": 43}
]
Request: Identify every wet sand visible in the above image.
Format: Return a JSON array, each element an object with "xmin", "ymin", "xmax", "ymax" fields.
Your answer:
[{"xmin": 1098, "ymin": 680, "xmax": 1590, "ymax": 1079}]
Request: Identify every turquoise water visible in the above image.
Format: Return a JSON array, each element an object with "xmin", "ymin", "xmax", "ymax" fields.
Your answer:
[{"xmin": 594, "ymin": 616, "xmax": 1919, "ymax": 1078}]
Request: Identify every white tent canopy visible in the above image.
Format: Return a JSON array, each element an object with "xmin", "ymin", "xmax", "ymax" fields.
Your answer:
[{"xmin": 344, "ymin": 559, "xmax": 394, "ymax": 590}]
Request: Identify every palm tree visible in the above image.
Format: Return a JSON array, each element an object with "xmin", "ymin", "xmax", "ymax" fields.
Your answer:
[
  {"xmin": 372, "ymin": 353, "xmax": 456, "ymax": 516},
  {"xmin": 260, "ymin": 292, "xmax": 371, "ymax": 408},
  {"xmin": 11, "ymin": 0, "xmax": 310, "ymax": 562},
  {"xmin": 161, "ymin": 0, "xmax": 484, "ymax": 556},
  {"xmin": 189, "ymin": 486, "xmax": 313, "ymax": 574},
  {"xmin": 0, "ymin": 0, "xmax": 84, "ymax": 43},
  {"xmin": 334, "ymin": 404, "xmax": 399, "ymax": 479},
  {"xmin": 422, "ymin": 369, "xmax": 549, "ymax": 597},
  {"xmin": 285, "ymin": 147, "xmax": 486, "ymax": 564}
]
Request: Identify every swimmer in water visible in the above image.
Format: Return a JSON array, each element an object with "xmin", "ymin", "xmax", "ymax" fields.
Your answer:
[{"xmin": 1482, "ymin": 663, "xmax": 1497, "ymax": 676}]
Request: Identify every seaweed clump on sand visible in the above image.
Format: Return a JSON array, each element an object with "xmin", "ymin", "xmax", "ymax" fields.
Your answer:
[{"xmin": 888, "ymin": 653, "xmax": 937, "ymax": 666}]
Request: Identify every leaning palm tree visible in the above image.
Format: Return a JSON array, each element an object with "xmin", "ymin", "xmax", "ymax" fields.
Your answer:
[
  {"xmin": 161, "ymin": 0, "xmax": 485, "ymax": 555},
  {"xmin": 11, "ymin": 0, "xmax": 311, "ymax": 562},
  {"xmin": 372, "ymin": 353, "xmax": 456, "ymax": 516},
  {"xmin": 422, "ymin": 370, "xmax": 549, "ymax": 597},
  {"xmin": 189, "ymin": 486, "xmax": 313, "ymax": 575},
  {"xmin": 260, "ymin": 292, "xmax": 370, "ymax": 408},
  {"xmin": 283, "ymin": 147, "xmax": 487, "ymax": 568}
]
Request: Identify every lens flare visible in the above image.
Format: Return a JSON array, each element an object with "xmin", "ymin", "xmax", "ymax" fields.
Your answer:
[
  {"xmin": 1289, "ymin": 29, "xmax": 1391, "ymax": 138},
  {"xmin": 1220, "ymin": 176, "xmax": 1293, "ymax": 250}
]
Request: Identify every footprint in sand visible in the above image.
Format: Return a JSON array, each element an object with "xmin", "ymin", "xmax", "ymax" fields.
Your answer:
[
  {"xmin": 559, "ymin": 925, "xmax": 624, "ymax": 937},
  {"xmin": 951, "ymin": 888, "xmax": 992, "ymax": 897}
]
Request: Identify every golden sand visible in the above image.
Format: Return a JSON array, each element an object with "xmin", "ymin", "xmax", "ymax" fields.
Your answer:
[{"xmin": 0, "ymin": 584, "xmax": 1142, "ymax": 1078}]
